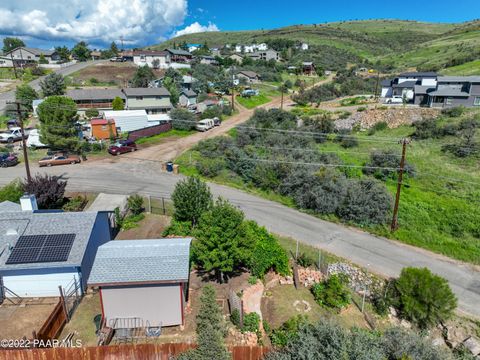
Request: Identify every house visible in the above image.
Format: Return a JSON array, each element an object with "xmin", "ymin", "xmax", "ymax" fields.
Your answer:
[
  {"xmin": 199, "ymin": 55, "xmax": 219, "ymax": 66},
  {"xmin": 88, "ymin": 238, "xmax": 192, "ymax": 328},
  {"xmin": 133, "ymin": 50, "xmax": 169, "ymax": 68},
  {"xmin": 179, "ymin": 89, "xmax": 197, "ymax": 107},
  {"xmin": 91, "ymin": 118, "xmax": 117, "ymax": 140},
  {"xmin": 0, "ymin": 195, "xmax": 111, "ymax": 298},
  {"xmin": 164, "ymin": 49, "xmax": 193, "ymax": 63},
  {"xmin": 229, "ymin": 54, "xmax": 244, "ymax": 63},
  {"xmin": 119, "ymin": 50, "xmax": 134, "ymax": 62},
  {"xmin": 90, "ymin": 51, "xmax": 102, "ymax": 60},
  {"xmin": 152, "ymin": 75, "xmax": 197, "ymax": 91},
  {"xmin": 381, "ymin": 72, "xmax": 438, "ymax": 104},
  {"xmin": 4, "ymin": 47, "xmax": 59, "ymax": 65},
  {"xmin": 427, "ymin": 76, "xmax": 480, "ymax": 108},
  {"xmin": 103, "ymin": 110, "xmax": 151, "ymax": 133},
  {"xmin": 187, "ymin": 43, "xmax": 202, "ymax": 52},
  {"xmin": 122, "ymin": 87, "xmax": 172, "ymax": 114},
  {"xmin": 302, "ymin": 62, "xmax": 316, "ymax": 76},
  {"xmin": 237, "ymin": 70, "xmax": 261, "ymax": 84},
  {"xmin": 0, "ymin": 56, "xmax": 14, "ymax": 68},
  {"xmin": 250, "ymin": 49, "xmax": 280, "ymax": 62},
  {"xmin": 66, "ymin": 89, "xmax": 125, "ymax": 113}
]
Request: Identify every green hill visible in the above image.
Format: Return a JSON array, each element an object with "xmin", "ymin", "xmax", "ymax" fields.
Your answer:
[{"xmin": 152, "ymin": 19, "xmax": 480, "ymax": 74}]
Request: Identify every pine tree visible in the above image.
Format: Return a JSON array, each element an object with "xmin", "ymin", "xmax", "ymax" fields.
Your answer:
[
  {"xmin": 172, "ymin": 177, "xmax": 212, "ymax": 225},
  {"xmin": 40, "ymin": 73, "xmax": 66, "ymax": 96}
]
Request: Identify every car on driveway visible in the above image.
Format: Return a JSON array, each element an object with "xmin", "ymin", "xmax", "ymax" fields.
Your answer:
[
  {"xmin": 38, "ymin": 153, "xmax": 81, "ymax": 167},
  {"xmin": 108, "ymin": 140, "xmax": 137, "ymax": 155},
  {"xmin": 0, "ymin": 153, "xmax": 19, "ymax": 167}
]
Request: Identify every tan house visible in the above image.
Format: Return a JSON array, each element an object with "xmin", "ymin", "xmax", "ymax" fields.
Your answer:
[
  {"xmin": 237, "ymin": 70, "xmax": 261, "ymax": 84},
  {"xmin": 229, "ymin": 54, "xmax": 244, "ymax": 63},
  {"xmin": 88, "ymin": 238, "xmax": 192, "ymax": 328},
  {"xmin": 122, "ymin": 87, "xmax": 172, "ymax": 114}
]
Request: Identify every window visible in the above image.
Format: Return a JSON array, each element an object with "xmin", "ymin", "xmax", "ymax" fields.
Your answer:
[
  {"xmin": 446, "ymin": 97, "xmax": 453, "ymax": 105},
  {"xmin": 136, "ymin": 96, "xmax": 143, "ymax": 100},
  {"xmin": 474, "ymin": 97, "xmax": 480, "ymax": 106},
  {"xmin": 101, "ymin": 125, "xmax": 107, "ymax": 131}
]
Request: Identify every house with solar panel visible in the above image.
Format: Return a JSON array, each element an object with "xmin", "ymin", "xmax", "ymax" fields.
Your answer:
[
  {"xmin": 0, "ymin": 195, "xmax": 111, "ymax": 299},
  {"xmin": 88, "ymin": 238, "xmax": 191, "ymax": 329}
]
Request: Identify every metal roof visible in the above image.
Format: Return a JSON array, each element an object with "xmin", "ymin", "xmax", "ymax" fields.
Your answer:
[
  {"xmin": 437, "ymin": 76, "xmax": 480, "ymax": 83},
  {"xmin": 122, "ymin": 87, "xmax": 170, "ymax": 97},
  {"xmin": 182, "ymin": 89, "xmax": 197, "ymax": 97},
  {"xmin": 399, "ymin": 72, "xmax": 437, "ymax": 78},
  {"xmin": 0, "ymin": 208, "xmax": 103, "ymax": 271},
  {"xmin": 414, "ymin": 85, "xmax": 435, "ymax": 95},
  {"xmin": 428, "ymin": 88, "xmax": 470, "ymax": 97},
  {"xmin": 392, "ymin": 80, "xmax": 417, "ymax": 88},
  {"xmin": 66, "ymin": 89, "xmax": 125, "ymax": 101},
  {"xmin": 88, "ymin": 238, "xmax": 192, "ymax": 285}
]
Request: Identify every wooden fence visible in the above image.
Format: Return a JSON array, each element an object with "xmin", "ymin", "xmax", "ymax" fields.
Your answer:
[
  {"xmin": 127, "ymin": 123, "xmax": 172, "ymax": 141},
  {"xmin": 35, "ymin": 299, "xmax": 67, "ymax": 342},
  {"xmin": 0, "ymin": 343, "xmax": 271, "ymax": 360}
]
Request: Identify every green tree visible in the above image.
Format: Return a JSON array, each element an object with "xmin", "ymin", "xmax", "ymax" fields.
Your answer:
[
  {"xmin": 23, "ymin": 175, "xmax": 67, "ymax": 209},
  {"xmin": 178, "ymin": 285, "xmax": 230, "ymax": 360},
  {"xmin": 127, "ymin": 194, "xmax": 144, "ymax": 215},
  {"xmin": 39, "ymin": 73, "xmax": 66, "ymax": 96},
  {"xmin": 55, "ymin": 46, "xmax": 71, "ymax": 62},
  {"xmin": 163, "ymin": 77, "xmax": 180, "ymax": 106},
  {"xmin": 38, "ymin": 54, "xmax": 49, "ymax": 64},
  {"xmin": 85, "ymin": 108, "xmax": 99, "ymax": 119},
  {"xmin": 15, "ymin": 84, "xmax": 38, "ymax": 111},
  {"xmin": 193, "ymin": 198, "xmax": 248, "ymax": 282},
  {"xmin": 170, "ymin": 108, "xmax": 196, "ymax": 130},
  {"xmin": 311, "ymin": 274, "xmax": 351, "ymax": 311},
  {"xmin": 37, "ymin": 96, "xmax": 80, "ymax": 152},
  {"xmin": 394, "ymin": 267, "xmax": 457, "ymax": 329},
  {"xmin": 112, "ymin": 96, "xmax": 124, "ymax": 110},
  {"xmin": 131, "ymin": 65, "xmax": 155, "ymax": 87},
  {"xmin": 71, "ymin": 41, "xmax": 91, "ymax": 61},
  {"xmin": 110, "ymin": 41, "xmax": 119, "ymax": 56},
  {"xmin": 2, "ymin": 37, "xmax": 25, "ymax": 53},
  {"xmin": 172, "ymin": 177, "xmax": 212, "ymax": 225}
]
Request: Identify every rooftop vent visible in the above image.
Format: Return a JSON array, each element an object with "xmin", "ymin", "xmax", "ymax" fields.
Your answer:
[{"xmin": 20, "ymin": 194, "xmax": 38, "ymax": 212}]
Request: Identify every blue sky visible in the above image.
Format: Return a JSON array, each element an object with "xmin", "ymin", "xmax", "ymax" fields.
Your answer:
[{"xmin": 0, "ymin": 0, "xmax": 479, "ymax": 50}]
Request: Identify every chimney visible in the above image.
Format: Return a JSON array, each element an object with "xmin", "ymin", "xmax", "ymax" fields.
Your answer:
[{"xmin": 20, "ymin": 194, "xmax": 38, "ymax": 211}]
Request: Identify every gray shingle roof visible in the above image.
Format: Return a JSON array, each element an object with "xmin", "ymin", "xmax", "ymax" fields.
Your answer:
[
  {"xmin": 122, "ymin": 87, "xmax": 170, "ymax": 97},
  {"xmin": 414, "ymin": 85, "xmax": 435, "ymax": 95},
  {"xmin": 7, "ymin": 47, "xmax": 55, "ymax": 56},
  {"xmin": 428, "ymin": 88, "xmax": 470, "ymax": 97},
  {"xmin": 0, "ymin": 201, "xmax": 21, "ymax": 213},
  {"xmin": 66, "ymin": 89, "xmax": 125, "ymax": 101},
  {"xmin": 0, "ymin": 209, "xmax": 102, "ymax": 271},
  {"xmin": 182, "ymin": 89, "xmax": 197, "ymax": 97},
  {"xmin": 437, "ymin": 76, "xmax": 480, "ymax": 83},
  {"xmin": 88, "ymin": 238, "xmax": 192, "ymax": 285},
  {"xmin": 237, "ymin": 70, "xmax": 260, "ymax": 79},
  {"xmin": 399, "ymin": 72, "xmax": 437, "ymax": 78},
  {"xmin": 165, "ymin": 48, "xmax": 192, "ymax": 56},
  {"xmin": 393, "ymin": 80, "xmax": 417, "ymax": 88}
]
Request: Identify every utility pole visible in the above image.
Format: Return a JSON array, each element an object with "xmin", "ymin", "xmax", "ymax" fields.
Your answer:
[
  {"xmin": 391, "ymin": 138, "xmax": 411, "ymax": 232},
  {"xmin": 231, "ymin": 86, "xmax": 235, "ymax": 111},
  {"xmin": 374, "ymin": 69, "xmax": 380, "ymax": 100},
  {"xmin": 10, "ymin": 52, "xmax": 18, "ymax": 79},
  {"xmin": 9, "ymin": 101, "xmax": 32, "ymax": 182},
  {"xmin": 280, "ymin": 87, "xmax": 284, "ymax": 110}
]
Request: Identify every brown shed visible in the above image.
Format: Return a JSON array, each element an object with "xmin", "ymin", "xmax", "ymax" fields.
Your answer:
[{"xmin": 91, "ymin": 118, "xmax": 117, "ymax": 140}]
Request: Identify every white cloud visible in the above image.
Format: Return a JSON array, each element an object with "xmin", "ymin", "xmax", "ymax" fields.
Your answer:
[
  {"xmin": 0, "ymin": 0, "xmax": 188, "ymax": 46},
  {"xmin": 172, "ymin": 22, "xmax": 219, "ymax": 38}
]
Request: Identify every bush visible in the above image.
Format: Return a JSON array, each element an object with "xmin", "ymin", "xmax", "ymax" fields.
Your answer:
[
  {"xmin": 311, "ymin": 274, "xmax": 351, "ymax": 311},
  {"xmin": 242, "ymin": 312, "xmax": 260, "ymax": 336},
  {"xmin": 162, "ymin": 219, "xmax": 192, "ymax": 237},
  {"xmin": 85, "ymin": 108, "xmax": 99, "ymax": 118},
  {"xmin": 336, "ymin": 133, "xmax": 359, "ymax": 148},
  {"xmin": 120, "ymin": 213, "xmax": 145, "ymax": 230},
  {"xmin": 441, "ymin": 106, "xmax": 465, "ymax": 118},
  {"xmin": 127, "ymin": 194, "xmax": 144, "ymax": 215},
  {"xmin": 269, "ymin": 315, "xmax": 308, "ymax": 347},
  {"xmin": 201, "ymin": 105, "xmax": 223, "ymax": 120},
  {"xmin": 23, "ymin": 174, "xmax": 66, "ymax": 209},
  {"xmin": 62, "ymin": 195, "xmax": 87, "ymax": 212},
  {"xmin": 394, "ymin": 267, "xmax": 457, "ymax": 329},
  {"xmin": 363, "ymin": 150, "xmax": 415, "ymax": 180},
  {"xmin": 0, "ymin": 180, "xmax": 23, "ymax": 203},
  {"xmin": 296, "ymin": 253, "xmax": 314, "ymax": 268},
  {"xmin": 170, "ymin": 108, "xmax": 196, "ymax": 130},
  {"xmin": 357, "ymin": 106, "xmax": 367, "ymax": 112},
  {"xmin": 368, "ymin": 121, "xmax": 388, "ymax": 135},
  {"xmin": 196, "ymin": 158, "xmax": 226, "ymax": 177},
  {"xmin": 230, "ymin": 308, "xmax": 241, "ymax": 327},
  {"xmin": 248, "ymin": 275, "xmax": 258, "ymax": 285}
]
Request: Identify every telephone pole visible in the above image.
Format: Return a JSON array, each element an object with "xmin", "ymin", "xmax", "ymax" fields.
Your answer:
[
  {"xmin": 374, "ymin": 69, "xmax": 380, "ymax": 100},
  {"xmin": 9, "ymin": 101, "xmax": 31, "ymax": 182},
  {"xmin": 280, "ymin": 87, "xmax": 284, "ymax": 110},
  {"xmin": 10, "ymin": 52, "xmax": 18, "ymax": 79},
  {"xmin": 391, "ymin": 138, "xmax": 411, "ymax": 232}
]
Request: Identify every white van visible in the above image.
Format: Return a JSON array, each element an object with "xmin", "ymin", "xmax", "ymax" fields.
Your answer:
[
  {"xmin": 26, "ymin": 129, "xmax": 47, "ymax": 148},
  {"xmin": 196, "ymin": 119, "xmax": 215, "ymax": 132}
]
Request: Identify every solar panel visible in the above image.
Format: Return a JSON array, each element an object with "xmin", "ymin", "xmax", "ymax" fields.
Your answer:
[{"xmin": 5, "ymin": 234, "xmax": 76, "ymax": 265}]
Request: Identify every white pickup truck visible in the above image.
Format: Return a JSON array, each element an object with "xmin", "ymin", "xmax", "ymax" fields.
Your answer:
[{"xmin": 0, "ymin": 127, "xmax": 30, "ymax": 143}]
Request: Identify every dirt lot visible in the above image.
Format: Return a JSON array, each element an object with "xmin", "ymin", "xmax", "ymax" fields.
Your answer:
[
  {"xmin": 115, "ymin": 214, "xmax": 171, "ymax": 240},
  {"xmin": 0, "ymin": 297, "xmax": 58, "ymax": 339},
  {"xmin": 68, "ymin": 62, "xmax": 164, "ymax": 86}
]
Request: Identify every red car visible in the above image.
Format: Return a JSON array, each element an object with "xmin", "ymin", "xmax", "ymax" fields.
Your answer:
[{"xmin": 108, "ymin": 140, "xmax": 137, "ymax": 155}]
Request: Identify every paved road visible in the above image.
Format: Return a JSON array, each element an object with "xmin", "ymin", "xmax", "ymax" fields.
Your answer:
[
  {"xmin": 0, "ymin": 60, "xmax": 106, "ymax": 113},
  {"xmin": 2, "ymin": 162, "xmax": 479, "ymax": 318}
]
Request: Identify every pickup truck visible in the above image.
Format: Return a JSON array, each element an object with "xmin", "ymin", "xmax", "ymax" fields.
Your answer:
[{"xmin": 0, "ymin": 127, "xmax": 29, "ymax": 143}]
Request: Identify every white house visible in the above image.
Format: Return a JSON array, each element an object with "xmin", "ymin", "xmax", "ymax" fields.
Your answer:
[
  {"xmin": 133, "ymin": 50, "xmax": 169, "ymax": 68},
  {"xmin": 0, "ymin": 56, "xmax": 14, "ymax": 68},
  {"xmin": 4, "ymin": 47, "xmax": 60, "ymax": 65}
]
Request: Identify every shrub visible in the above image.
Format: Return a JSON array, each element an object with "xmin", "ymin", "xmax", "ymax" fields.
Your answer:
[
  {"xmin": 172, "ymin": 177, "xmax": 212, "ymax": 225},
  {"xmin": 363, "ymin": 150, "xmax": 415, "ymax": 180},
  {"xmin": 357, "ymin": 106, "xmax": 367, "ymax": 112},
  {"xmin": 296, "ymin": 253, "xmax": 314, "ymax": 268},
  {"xmin": 441, "ymin": 106, "xmax": 465, "ymax": 118},
  {"xmin": 127, "ymin": 194, "xmax": 144, "ymax": 215},
  {"xmin": 121, "ymin": 213, "xmax": 145, "ymax": 230},
  {"xmin": 196, "ymin": 158, "xmax": 226, "ymax": 177},
  {"xmin": 248, "ymin": 275, "xmax": 258, "ymax": 285},
  {"xmin": 62, "ymin": 195, "xmax": 87, "ymax": 212},
  {"xmin": 85, "ymin": 108, "xmax": 99, "ymax": 118},
  {"xmin": 201, "ymin": 105, "xmax": 223, "ymax": 120},
  {"xmin": 394, "ymin": 267, "xmax": 457, "ymax": 329},
  {"xmin": 336, "ymin": 132, "xmax": 359, "ymax": 148},
  {"xmin": 23, "ymin": 174, "xmax": 67, "ymax": 209},
  {"xmin": 170, "ymin": 108, "xmax": 196, "ymax": 130},
  {"xmin": 162, "ymin": 219, "xmax": 192, "ymax": 237},
  {"xmin": 242, "ymin": 312, "xmax": 260, "ymax": 336},
  {"xmin": 230, "ymin": 308, "xmax": 241, "ymax": 327},
  {"xmin": 311, "ymin": 274, "xmax": 351, "ymax": 311},
  {"xmin": 269, "ymin": 315, "xmax": 308, "ymax": 347},
  {"xmin": 0, "ymin": 180, "xmax": 23, "ymax": 203},
  {"xmin": 413, "ymin": 119, "xmax": 440, "ymax": 139}
]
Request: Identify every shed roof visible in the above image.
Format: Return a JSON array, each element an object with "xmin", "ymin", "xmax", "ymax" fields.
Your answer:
[
  {"xmin": 0, "ymin": 201, "xmax": 21, "ymax": 212},
  {"xmin": 122, "ymin": 87, "xmax": 170, "ymax": 97},
  {"xmin": 182, "ymin": 89, "xmax": 197, "ymax": 97},
  {"xmin": 88, "ymin": 238, "xmax": 192, "ymax": 285}
]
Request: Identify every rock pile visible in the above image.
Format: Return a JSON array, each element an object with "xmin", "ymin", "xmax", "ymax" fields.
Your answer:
[
  {"xmin": 298, "ymin": 267, "xmax": 323, "ymax": 287},
  {"xmin": 228, "ymin": 327, "xmax": 258, "ymax": 346},
  {"xmin": 279, "ymin": 276, "xmax": 294, "ymax": 285},
  {"xmin": 327, "ymin": 263, "xmax": 380, "ymax": 293}
]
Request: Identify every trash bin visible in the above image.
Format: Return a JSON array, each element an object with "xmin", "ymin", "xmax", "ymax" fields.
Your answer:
[{"xmin": 166, "ymin": 161, "xmax": 174, "ymax": 172}]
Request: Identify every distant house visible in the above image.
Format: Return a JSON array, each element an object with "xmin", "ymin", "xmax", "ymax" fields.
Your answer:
[
  {"xmin": 187, "ymin": 43, "xmax": 202, "ymax": 52},
  {"xmin": 427, "ymin": 76, "xmax": 480, "ymax": 108},
  {"xmin": 4, "ymin": 47, "xmax": 59, "ymax": 65},
  {"xmin": 91, "ymin": 118, "xmax": 117, "ymax": 140},
  {"xmin": 122, "ymin": 87, "xmax": 172, "ymax": 114},
  {"xmin": 229, "ymin": 54, "xmax": 244, "ymax": 63},
  {"xmin": 133, "ymin": 50, "xmax": 169, "ymax": 68},
  {"xmin": 164, "ymin": 48, "xmax": 193, "ymax": 63},
  {"xmin": 90, "ymin": 51, "xmax": 102, "ymax": 60},
  {"xmin": 302, "ymin": 62, "xmax": 316, "ymax": 76},
  {"xmin": 152, "ymin": 75, "xmax": 197, "ymax": 91},
  {"xmin": 88, "ymin": 238, "xmax": 192, "ymax": 328},
  {"xmin": 66, "ymin": 89, "xmax": 125, "ymax": 113},
  {"xmin": 237, "ymin": 70, "xmax": 261, "ymax": 84},
  {"xmin": 0, "ymin": 56, "xmax": 14, "ymax": 68},
  {"xmin": 199, "ymin": 55, "xmax": 219, "ymax": 66},
  {"xmin": 249, "ymin": 49, "xmax": 280, "ymax": 62},
  {"xmin": 301, "ymin": 43, "xmax": 309, "ymax": 51},
  {"xmin": 0, "ymin": 195, "xmax": 111, "ymax": 298},
  {"xmin": 179, "ymin": 89, "xmax": 197, "ymax": 107}
]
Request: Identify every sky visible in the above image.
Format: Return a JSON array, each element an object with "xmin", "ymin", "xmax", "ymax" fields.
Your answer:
[{"xmin": 0, "ymin": 0, "xmax": 479, "ymax": 50}]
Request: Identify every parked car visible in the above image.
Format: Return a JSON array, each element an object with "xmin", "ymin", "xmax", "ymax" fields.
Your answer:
[
  {"xmin": 213, "ymin": 117, "xmax": 221, "ymax": 126},
  {"xmin": 196, "ymin": 119, "xmax": 215, "ymax": 132},
  {"xmin": 108, "ymin": 140, "xmax": 137, "ymax": 155},
  {"xmin": 0, "ymin": 153, "xmax": 19, "ymax": 167},
  {"xmin": 38, "ymin": 153, "xmax": 81, "ymax": 167},
  {"xmin": 386, "ymin": 96, "xmax": 404, "ymax": 104},
  {"xmin": 0, "ymin": 127, "xmax": 30, "ymax": 143},
  {"xmin": 6, "ymin": 119, "xmax": 19, "ymax": 128}
]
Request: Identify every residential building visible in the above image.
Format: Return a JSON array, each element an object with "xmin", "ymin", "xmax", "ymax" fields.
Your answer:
[
  {"xmin": 90, "ymin": 51, "xmax": 102, "ymax": 60},
  {"xmin": 229, "ymin": 54, "xmax": 244, "ymax": 63},
  {"xmin": 427, "ymin": 76, "xmax": 480, "ymax": 108},
  {"xmin": 164, "ymin": 48, "xmax": 193, "ymax": 63},
  {"xmin": 152, "ymin": 75, "xmax": 197, "ymax": 91},
  {"xmin": 88, "ymin": 238, "xmax": 192, "ymax": 328},
  {"xmin": 302, "ymin": 62, "xmax": 316, "ymax": 76},
  {"xmin": 249, "ymin": 49, "xmax": 280, "ymax": 62},
  {"xmin": 91, "ymin": 119, "xmax": 117, "ymax": 140},
  {"xmin": 381, "ymin": 72, "xmax": 438, "ymax": 104},
  {"xmin": 0, "ymin": 195, "xmax": 111, "ymax": 298},
  {"xmin": 4, "ymin": 47, "xmax": 60, "ymax": 65},
  {"xmin": 237, "ymin": 70, "xmax": 261, "ymax": 84},
  {"xmin": 179, "ymin": 89, "xmax": 197, "ymax": 107},
  {"xmin": 0, "ymin": 56, "xmax": 14, "ymax": 68},
  {"xmin": 66, "ymin": 89, "xmax": 125, "ymax": 113},
  {"xmin": 122, "ymin": 87, "xmax": 172, "ymax": 114},
  {"xmin": 199, "ymin": 55, "xmax": 219, "ymax": 66},
  {"xmin": 133, "ymin": 50, "xmax": 169, "ymax": 68}
]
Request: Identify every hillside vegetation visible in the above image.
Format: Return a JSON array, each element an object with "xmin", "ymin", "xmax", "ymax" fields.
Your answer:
[{"xmin": 156, "ymin": 19, "xmax": 480, "ymax": 74}]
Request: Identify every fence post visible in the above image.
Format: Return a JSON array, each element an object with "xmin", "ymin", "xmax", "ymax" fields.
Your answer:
[
  {"xmin": 162, "ymin": 197, "xmax": 166, "ymax": 215},
  {"xmin": 59, "ymin": 286, "xmax": 69, "ymax": 321}
]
